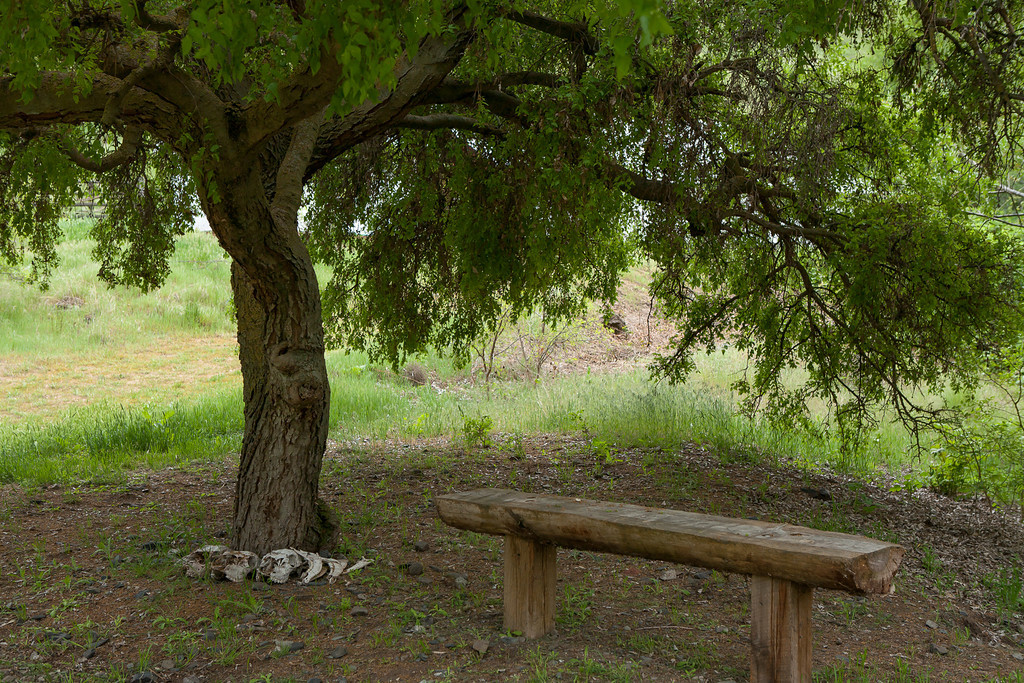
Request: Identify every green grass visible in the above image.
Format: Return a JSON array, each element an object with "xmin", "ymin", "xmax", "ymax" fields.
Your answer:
[
  {"xmin": 0, "ymin": 217, "xmax": 937, "ymax": 487},
  {"xmin": 0, "ymin": 219, "xmax": 236, "ymax": 357}
]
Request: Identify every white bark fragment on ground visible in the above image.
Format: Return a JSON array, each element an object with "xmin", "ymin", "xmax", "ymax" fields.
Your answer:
[
  {"xmin": 323, "ymin": 557, "xmax": 347, "ymax": 583},
  {"xmin": 296, "ymin": 549, "xmax": 325, "ymax": 583},
  {"xmin": 182, "ymin": 546, "xmax": 372, "ymax": 584},
  {"xmin": 212, "ymin": 550, "xmax": 259, "ymax": 582},
  {"xmin": 258, "ymin": 548, "xmax": 304, "ymax": 583},
  {"xmin": 181, "ymin": 545, "xmax": 229, "ymax": 578}
]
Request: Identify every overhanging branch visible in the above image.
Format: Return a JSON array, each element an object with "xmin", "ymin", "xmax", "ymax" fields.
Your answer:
[
  {"xmin": 505, "ymin": 10, "xmax": 599, "ymax": 55},
  {"xmin": 59, "ymin": 126, "xmax": 143, "ymax": 173},
  {"xmin": 397, "ymin": 114, "xmax": 504, "ymax": 136}
]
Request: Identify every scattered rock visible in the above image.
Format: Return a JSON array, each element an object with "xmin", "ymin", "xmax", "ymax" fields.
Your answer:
[
  {"xmin": 417, "ymin": 576, "xmax": 433, "ymax": 586},
  {"xmin": 603, "ymin": 311, "xmax": 628, "ymax": 335},
  {"xmin": 1013, "ymin": 652, "xmax": 1024, "ymax": 661},
  {"xmin": 273, "ymin": 640, "xmax": 305, "ymax": 656},
  {"xmin": 925, "ymin": 620, "xmax": 939, "ymax": 630},
  {"xmin": 413, "ymin": 540, "xmax": 430, "ymax": 552},
  {"xmin": 928, "ymin": 643, "xmax": 949, "ymax": 655},
  {"xmin": 471, "ymin": 639, "xmax": 489, "ymax": 655},
  {"xmin": 203, "ymin": 629, "xmax": 218, "ymax": 641},
  {"xmin": 715, "ymin": 625, "xmax": 729, "ymax": 633},
  {"xmin": 307, "ymin": 678, "xmax": 323, "ymax": 683},
  {"xmin": 158, "ymin": 659, "xmax": 176, "ymax": 670},
  {"xmin": 350, "ymin": 606, "xmax": 369, "ymax": 618},
  {"xmin": 128, "ymin": 673, "xmax": 156, "ymax": 683},
  {"xmin": 80, "ymin": 648, "xmax": 97, "ymax": 660},
  {"xmin": 328, "ymin": 645, "xmax": 349, "ymax": 659},
  {"xmin": 133, "ymin": 590, "xmax": 151, "ymax": 600},
  {"xmin": 799, "ymin": 486, "xmax": 832, "ymax": 501},
  {"xmin": 658, "ymin": 569, "xmax": 678, "ymax": 581},
  {"xmin": 182, "ymin": 677, "xmax": 203, "ymax": 683},
  {"xmin": 403, "ymin": 561, "xmax": 424, "ymax": 577}
]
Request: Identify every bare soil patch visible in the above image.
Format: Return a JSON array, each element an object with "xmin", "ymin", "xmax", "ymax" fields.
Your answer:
[
  {"xmin": 1, "ymin": 437, "xmax": 1023, "ymax": 682},
  {"xmin": 0, "ymin": 335, "xmax": 240, "ymax": 422}
]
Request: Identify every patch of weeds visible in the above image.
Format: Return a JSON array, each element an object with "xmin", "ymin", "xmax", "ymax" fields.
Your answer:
[
  {"xmin": 564, "ymin": 647, "xmax": 635, "ymax": 682},
  {"xmin": 163, "ymin": 630, "xmax": 200, "ymax": 663},
  {"xmin": 920, "ymin": 544, "xmax": 942, "ymax": 575},
  {"xmin": 984, "ymin": 565, "xmax": 1024, "ymax": 617},
  {"xmin": 674, "ymin": 639, "xmax": 717, "ymax": 674},
  {"xmin": 46, "ymin": 597, "xmax": 79, "ymax": 619},
  {"xmin": 524, "ymin": 646, "xmax": 558, "ymax": 682},
  {"xmin": 813, "ymin": 650, "xmax": 876, "ymax": 682},
  {"xmin": 619, "ymin": 632, "xmax": 666, "ymax": 655},
  {"xmin": 215, "ymin": 592, "xmax": 265, "ymax": 618},
  {"xmin": 557, "ymin": 581, "xmax": 595, "ymax": 631},
  {"xmin": 834, "ymin": 597, "xmax": 870, "ymax": 627},
  {"xmin": 461, "ymin": 414, "xmax": 494, "ymax": 448}
]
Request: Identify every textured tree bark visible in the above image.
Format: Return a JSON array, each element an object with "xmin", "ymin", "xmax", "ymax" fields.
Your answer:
[
  {"xmin": 203, "ymin": 160, "xmax": 336, "ymax": 556},
  {"xmin": 230, "ymin": 260, "xmax": 334, "ymax": 555}
]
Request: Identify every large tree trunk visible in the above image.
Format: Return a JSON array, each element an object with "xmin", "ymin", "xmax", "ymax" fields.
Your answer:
[
  {"xmin": 230, "ymin": 259, "xmax": 335, "ymax": 555},
  {"xmin": 203, "ymin": 152, "xmax": 336, "ymax": 555}
]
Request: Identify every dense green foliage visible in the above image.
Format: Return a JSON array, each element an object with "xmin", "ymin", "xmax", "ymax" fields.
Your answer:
[{"xmin": 2, "ymin": 0, "xmax": 1024, "ymax": 439}]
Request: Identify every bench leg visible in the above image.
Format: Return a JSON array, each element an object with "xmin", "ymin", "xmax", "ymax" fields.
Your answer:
[
  {"xmin": 750, "ymin": 576, "xmax": 813, "ymax": 682},
  {"xmin": 504, "ymin": 535, "xmax": 556, "ymax": 638}
]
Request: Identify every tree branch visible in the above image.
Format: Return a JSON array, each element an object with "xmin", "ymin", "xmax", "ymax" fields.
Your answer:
[
  {"xmin": 132, "ymin": 1, "xmax": 187, "ymax": 32},
  {"xmin": 59, "ymin": 125, "xmax": 143, "ymax": 173},
  {"xmin": 396, "ymin": 114, "xmax": 504, "ymax": 136},
  {"xmin": 271, "ymin": 111, "xmax": 324, "ymax": 228},
  {"xmin": 504, "ymin": 10, "xmax": 599, "ymax": 55},
  {"xmin": 303, "ymin": 27, "xmax": 475, "ymax": 180},
  {"xmin": 244, "ymin": 7, "xmax": 472, "ymax": 151}
]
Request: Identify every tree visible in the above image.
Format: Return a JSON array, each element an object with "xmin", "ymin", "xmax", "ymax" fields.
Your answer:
[{"xmin": 2, "ymin": 1, "xmax": 1023, "ymax": 554}]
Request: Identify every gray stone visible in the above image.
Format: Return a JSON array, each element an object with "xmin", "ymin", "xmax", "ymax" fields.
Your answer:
[
  {"xmin": 350, "ymin": 606, "xmax": 369, "ymax": 617},
  {"xmin": 404, "ymin": 562, "xmax": 424, "ymax": 576},
  {"xmin": 328, "ymin": 646, "xmax": 348, "ymax": 659},
  {"xmin": 182, "ymin": 677, "xmax": 203, "ymax": 683},
  {"xmin": 128, "ymin": 673, "xmax": 156, "ymax": 683},
  {"xmin": 158, "ymin": 659, "xmax": 176, "ymax": 670},
  {"xmin": 472, "ymin": 639, "xmax": 489, "ymax": 654},
  {"xmin": 928, "ymin": 643, "xmax": 948, "ymax": 655},
  {"xmin": 925, "ymin": 620, "xmax": 939, "ymax": 630},
  {"xmin": 274, "ymin": 640, "xmax": 305, "ymax": 655},
  {"xmin": 413, "ymin": 540, "xmax": 429, "ymax": 552}
]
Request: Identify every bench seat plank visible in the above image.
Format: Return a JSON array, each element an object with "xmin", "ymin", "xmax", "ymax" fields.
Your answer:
[{"xmin": 436, "ymin": 488, "xmax": 903, "ymax": 594}]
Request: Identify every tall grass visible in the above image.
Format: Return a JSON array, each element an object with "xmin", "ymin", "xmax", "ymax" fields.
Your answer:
[
  {"xmin": 0, "ymin": 219, "xmax": 920, "ymax": 487},
  {"xmin": 0, "ymin": 219, "xmax": 235, "ymax": 357},
  {"xmin": 0, "ymin": 390, "xmax": 243, "ymax": 484}
]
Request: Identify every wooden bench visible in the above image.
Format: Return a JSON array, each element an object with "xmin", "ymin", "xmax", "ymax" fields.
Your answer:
[{"xmin": 436, "ymin": 488, "xmax": 904, "ymax": 683}]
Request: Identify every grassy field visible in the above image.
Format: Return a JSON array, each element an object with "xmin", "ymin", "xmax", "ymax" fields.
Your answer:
[
  {"xmin": 4, "ymin": 222, "xmax": 1024, "ymax": 683},
  {"xmin": 0, "ymin": 219, "xmax": 935, "ymax": 487}
]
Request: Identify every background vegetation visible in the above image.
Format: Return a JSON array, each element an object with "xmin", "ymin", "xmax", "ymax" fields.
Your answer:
[{"xmin": 3, "ymin": 218, "xmax": 1005, "ymax": 506}]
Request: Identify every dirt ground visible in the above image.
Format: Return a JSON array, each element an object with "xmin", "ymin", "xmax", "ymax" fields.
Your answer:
[{"xmin": 1, "ymin": 435, "xmax": 1024, "ymax": 682}]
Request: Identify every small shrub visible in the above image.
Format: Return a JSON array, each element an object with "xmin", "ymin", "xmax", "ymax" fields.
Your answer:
[
  {"xmin": 461, "ymin": 414, "xmax": 493, "ymax": 448},
  {"xmin": 984, "ymin": 566, "xmax": 1024, "ymax": 617}
]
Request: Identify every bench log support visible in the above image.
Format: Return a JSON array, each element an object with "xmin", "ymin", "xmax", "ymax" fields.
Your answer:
[
  {"xmin": 504, "ymin": 535, "xmax": 556, "ymax": 637},
  {"xmin": 437, "ymin": 489, "xmax": 904, "ymax": 682},
  {"xmin": 751, "ymin": 576, "xmax": 813, "ymax": 683}
]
